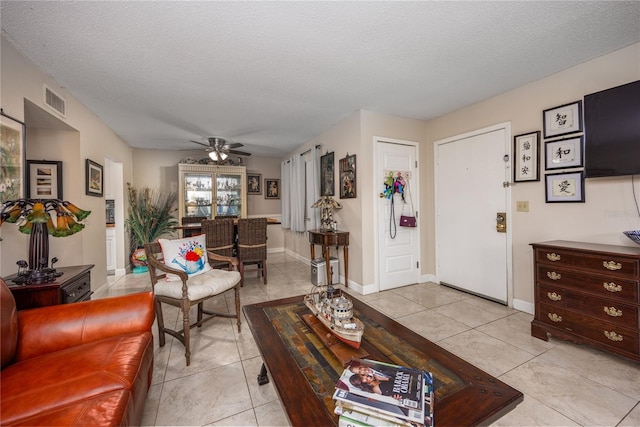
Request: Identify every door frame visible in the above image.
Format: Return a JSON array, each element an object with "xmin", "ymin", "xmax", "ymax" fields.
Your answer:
[
  {"xmin": 373, "ymin": 136, "xmax": 421, "ymax": 293},
  {"xmin": 433, "ymin": 122, "xmax": 514, "ymax": 306}
]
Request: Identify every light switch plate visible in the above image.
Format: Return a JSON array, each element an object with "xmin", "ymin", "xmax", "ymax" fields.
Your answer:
[{"xmin": 516, "ymin": 201, "xmax": 529, "ymax": 212}]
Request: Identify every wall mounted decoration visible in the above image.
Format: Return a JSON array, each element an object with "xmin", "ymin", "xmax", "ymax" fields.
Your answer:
[
  {"xmin": 545, "ymin": 136, "xmax": 584, "ymax": 170},
  {"xmin": 320, "ymin": 151, "xmax": 335, "ymax": 196},
  {"xmin": 0, "ymin": 109, "xmax": 25, "ymax": 203},
  {"xmin": 543, "ymin": 101, "xmax": 583, "ymax": 139},
  {"xmin": 26, "ymin": 160, "xmax": 63, "ymax": 199},
  {"xmin": 247, "ymin": 173, "xmax": 262, "ymax": 195},
  {"xmin": 85, "ymin": 159, "xmax": 103, "ymax": 197},
  {"xmin": 513, "ymin": 131, "xmax": 540, "ymax": 182},
  {"xmin": 339, "ymin": 153, "xmax": 356, "ymax": 198},
  {"xmin": 545, "ymin": 171, "xmax": 585, "ymax": 203},
  {"xmin": 265, "ymin": 178, "xmax": 280, "ymax": 199}
]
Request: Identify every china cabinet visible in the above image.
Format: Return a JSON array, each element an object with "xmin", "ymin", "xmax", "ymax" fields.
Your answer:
[{"xmin": 178, "ymin": 163, "xmax": 247, "ymax": 219}]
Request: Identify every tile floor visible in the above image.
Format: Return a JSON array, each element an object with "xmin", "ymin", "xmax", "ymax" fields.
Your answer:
[{"xmin": 97, "ymin": 252, "xmax": 640, "ymax": 426}]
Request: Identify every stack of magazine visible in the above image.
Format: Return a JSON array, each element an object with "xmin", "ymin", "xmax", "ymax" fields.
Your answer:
[{"xmin": 333, "ymin": 358, "xmax": 434, "ymax": 427}]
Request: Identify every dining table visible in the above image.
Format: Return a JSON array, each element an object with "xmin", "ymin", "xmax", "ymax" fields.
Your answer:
[{"xmin": 173, "ymin": 217, "xmax": 280, "ymax": 237}]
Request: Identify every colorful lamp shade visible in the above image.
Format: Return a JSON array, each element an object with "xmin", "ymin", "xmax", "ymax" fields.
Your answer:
[{"xmin": 0, "ymin": 198, "xmax": 91, "ymax": 271}]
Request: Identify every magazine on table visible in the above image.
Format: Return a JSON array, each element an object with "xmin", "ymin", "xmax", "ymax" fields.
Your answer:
[{"xmin": 333, "ymin": 358, "xmax": 426, "ymax": 424}]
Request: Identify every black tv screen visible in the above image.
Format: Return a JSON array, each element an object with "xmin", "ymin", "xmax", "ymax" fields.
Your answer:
[{"xmin": 584, "ymin": 80, "xmax": 640, "ymax": 178}]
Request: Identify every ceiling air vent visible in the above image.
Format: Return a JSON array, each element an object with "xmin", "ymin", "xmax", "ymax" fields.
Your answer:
[{"xmin": 44, "ymin": 85, "xmax": 66, "ymax": 117}]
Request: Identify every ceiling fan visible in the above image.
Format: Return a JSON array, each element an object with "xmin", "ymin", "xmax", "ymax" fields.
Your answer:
[{"xmin": 189, "ymin": 137, "xmax": 252, "ymax": 161}]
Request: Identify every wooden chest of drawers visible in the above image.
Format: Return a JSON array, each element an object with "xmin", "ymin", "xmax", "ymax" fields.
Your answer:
[{"xmin": 531, "ymin": 241, "xmax": 640, "ymax": 362}]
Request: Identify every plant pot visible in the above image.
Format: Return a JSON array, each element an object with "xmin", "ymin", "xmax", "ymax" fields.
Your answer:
[{"xmin": 131, "ymin": 247, "xmax": 148, "ymax": 273}]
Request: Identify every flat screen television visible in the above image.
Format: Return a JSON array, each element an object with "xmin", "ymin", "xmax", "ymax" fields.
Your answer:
[{"xmin": 584, "ymin": 80, "xmax": 640, "ymax": 178}]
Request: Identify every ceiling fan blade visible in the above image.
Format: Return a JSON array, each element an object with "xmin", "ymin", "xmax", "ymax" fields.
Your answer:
[
  {"xmin": 228, "ymin": 149, "xmax": 252, "ymax": 156},
  {"xmin": 190, "ymin": 139, "xmax": 210, "ymax": 148},
  {"xmin": 225, "ymin": 142, "xmax": 244, "ymax": 149}
]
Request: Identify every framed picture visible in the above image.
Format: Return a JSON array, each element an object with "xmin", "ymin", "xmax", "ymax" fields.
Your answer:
[
  {"xmin": 545, "ymin": 136, "xmax": 584, "ymax": 170},
  {"xmin": 0, "ymin": 110, "xmax": 26, "ymax": 203},
  {"xmin": 543, "ymin": 101, "xmax": 583, "ymax": 139},
  {"xmin": 513, "ymin": 131, "xmax": 540, "ymax": 182},
  {"xmin": 320, "ymin": 151, "xmax": 335, "ymax": 196},
  {"xmin": 545, "ymin": 171, "xmax": 585, "ymax": 203},
  {"xmin": 265, "ymin": 178, "xmax": 280, "ymax": 199},
  {"xmin": 339, "ymin": 153, "xmax": 356, "ymax": 198},
  {"xmin": 247, "ymin": 173, "xmax": 262, "ymax": 195},
  {"xmin": 26, "ymin": 160, "xmax": 63, "ymax": 199},
  {"xmin": 85, "ymin": 159, "xmax": 103, "ymax": 197}
]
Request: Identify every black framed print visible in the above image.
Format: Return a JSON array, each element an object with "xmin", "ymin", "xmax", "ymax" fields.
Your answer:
[
  {"xmin": 339, "ymin": 153, "xmax": 356, "ymax": 198},
  {"xmin": 543, "ymin": 101, "xmax": 583, "ymax": 139},
  {"xmin": 85, "ymin": 159, "xmax": 103, "ymax": 197},
  {"xmin": 545, "ymin": 136, "xmax": 584, "ymax": 170},
  {"xmin": 27, "ymin": 160, "xmax": 63, "ymax": 199},
  {"xmin": 265, "ymin": 178, "xmax": 280, "ymax": 199},
  {"xmin": 545, "ymin": 171, "xmax": 585, "ymax": 203},
  {"xmin": 247, "ymin": 173, "xmax": 262, "ymax": 195},
  {"xmin": 513, "ymin": 131, "xmax": 540, "ymax": 182},
  {"xmin": 320, "ymin": 151, "xmax": 335, "ymax": 196}
]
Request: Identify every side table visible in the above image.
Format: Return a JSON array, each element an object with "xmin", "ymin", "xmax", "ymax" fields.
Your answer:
[
  {"xmin": 308, "ymin": 229, "xmax": 349, "ymax": 287},
  {"xmin": 3, "ymin": 264, "xmax": 95, "ymax": 310}
]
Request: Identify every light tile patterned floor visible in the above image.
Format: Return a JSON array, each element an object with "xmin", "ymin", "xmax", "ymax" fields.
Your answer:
[{"xmin": 97, "ymin": 252, "xmax": 640, "ymax": 426}]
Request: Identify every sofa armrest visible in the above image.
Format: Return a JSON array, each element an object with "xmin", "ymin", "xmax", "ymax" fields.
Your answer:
[{"xmin": 15, "ymin": 291, "xmax": 155, "ymax": 362}]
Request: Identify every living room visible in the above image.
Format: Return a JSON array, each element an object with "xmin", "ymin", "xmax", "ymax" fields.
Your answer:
[{"xmin": 1, "ymin": 3, "xmax": 640, "ymax": 426}]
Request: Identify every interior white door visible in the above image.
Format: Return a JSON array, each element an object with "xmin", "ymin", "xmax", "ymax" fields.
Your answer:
[
  {"xmin": 377, "ymin": 139, "xmax": 420, "ymax": 291},
  {"xmin": 435, "ymin": 125, "xmax": 510, "ymax": 303}
]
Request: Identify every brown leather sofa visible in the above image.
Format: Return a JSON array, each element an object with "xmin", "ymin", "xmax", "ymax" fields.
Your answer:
[{"xmin": 1, "ymin": 277, "xmax": 155, "ymax": 426}]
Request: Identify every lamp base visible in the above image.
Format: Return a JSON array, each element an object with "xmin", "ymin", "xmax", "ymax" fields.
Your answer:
[{"xmin": 11, "ymin": 268, "xmax": 63, "ymax": 285}]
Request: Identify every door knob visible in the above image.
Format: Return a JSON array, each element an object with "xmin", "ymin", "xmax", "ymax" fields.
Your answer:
[{"xmin": 496, "ymin": 212, "xmax": 506, "ymax": 233}]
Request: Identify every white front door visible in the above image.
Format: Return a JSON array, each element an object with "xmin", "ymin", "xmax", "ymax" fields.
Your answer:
[
  {"xmin": 376, "ymin": 138, "xmax": 420, "ymax": 291},
  {"xmin": 434, "ymin": 124, "xmax": 511, "ymax": 303}
]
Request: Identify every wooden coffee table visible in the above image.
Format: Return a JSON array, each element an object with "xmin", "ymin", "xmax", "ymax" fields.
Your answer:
[{"xmin": 244, "ymin": 295, "xmax": 523, "ymax": 427}]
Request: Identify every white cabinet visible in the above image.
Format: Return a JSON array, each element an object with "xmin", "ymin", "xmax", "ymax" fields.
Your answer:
[
  {"xmin": 106, "ymin": 227, "xmax": 116, "ymax": 272},
  {"xmin": 178, "ymin": 163, "xmax": 247, "ymax": 219}
]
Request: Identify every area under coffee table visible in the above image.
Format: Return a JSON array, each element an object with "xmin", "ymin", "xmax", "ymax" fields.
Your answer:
[{"xmin": 243, "ymin": 294, "xmax": 523, "ymax": 427}]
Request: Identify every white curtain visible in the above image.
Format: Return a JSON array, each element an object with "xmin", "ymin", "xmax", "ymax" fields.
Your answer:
[
  {"xmin": 290, "ymin": 155, "xmax": 306, "ymax": 232},
  {"xmin": 308, "ymin": 147, "xmax": 321, "ymax": 230},
  {"xmin": 281, "ymin": 160, "xmax": 291, "ymax": 229}
]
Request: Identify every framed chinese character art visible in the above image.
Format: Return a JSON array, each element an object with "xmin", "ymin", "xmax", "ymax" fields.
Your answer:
[
  {"xmin": 513, "ymin": 131, "xmax": 540, "ymax": 182},
  {"xmin": 543, "ymin": 101, "xmax": 583, "ymax": 139},
  {"xmin": 545, "ymin": 136, "xmax": 584, "ymax": 170},
  {"xmin": 545, "ymin": 171, "xmax": 585, "ymax": 203},
  {"xmin": 320, "ymin": 151, "xmax": 334, "ymax": 196}
]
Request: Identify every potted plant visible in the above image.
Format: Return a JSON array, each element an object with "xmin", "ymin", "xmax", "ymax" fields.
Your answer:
[{"xmin": 125, "ymin": 183, "xmax": 178, "ymax": 272}]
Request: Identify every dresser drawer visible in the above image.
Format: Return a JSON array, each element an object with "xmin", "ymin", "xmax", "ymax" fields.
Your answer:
[
  {"xmin": 61, "ymin": 272, "xmax": 92, "ymax": 303},
  {"xmin": 536, "ymin": 264, "xmax": 639, "ymax": 303},
  {"xmin": 538, "ymin": 284, "xmax": 639, "ymax": 329},
  {"xmin": 538, "ymin": 302, "xmax": 639, "ymax": 355},
  {"xmin": 536, "ymin": 247, "xmax": 640, "ymax": 278}
]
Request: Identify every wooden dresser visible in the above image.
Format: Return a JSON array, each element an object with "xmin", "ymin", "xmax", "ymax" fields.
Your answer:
[{"xmin": 531, "ymin": 241, "xmax": 640, "ymax": 361}]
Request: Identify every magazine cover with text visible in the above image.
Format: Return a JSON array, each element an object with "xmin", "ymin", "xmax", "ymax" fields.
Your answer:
[{"xmin": 333, "ymin": 359, "xmax": 425, "ymax": 424}]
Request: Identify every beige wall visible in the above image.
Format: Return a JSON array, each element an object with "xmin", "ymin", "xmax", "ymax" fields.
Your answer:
[
  {"xmin": 424, "ymin": 42, "xmax": 640, "ymax": 309},
  {"xmin": 1, "ymin": 36, "xmax": 134, "ymax": 290}
]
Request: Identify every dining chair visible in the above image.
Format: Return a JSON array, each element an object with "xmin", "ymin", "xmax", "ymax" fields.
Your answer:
[
  {"xmin": 236, "ymin": 217, "xmax": 268, "ymax": 285},
  {"xmin": 180, "ymin": 216, "xmax": 206, "ymax": 237},
  {"xmin": 144, "ymin": 235, "xmax": 241, "ymax": 366},
  {"xmin": 202, "ymin": 218, "xmax": 237, "ymax": 266}
]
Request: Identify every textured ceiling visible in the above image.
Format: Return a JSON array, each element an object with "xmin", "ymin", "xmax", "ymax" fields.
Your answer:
[{"xmin": 2, "ymin": 1, "xmax": 639, "ymax": 157}]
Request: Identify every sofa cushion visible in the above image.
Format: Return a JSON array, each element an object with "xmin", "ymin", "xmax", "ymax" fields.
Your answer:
[
  {"xmin": 1, "ymin": 278, "xmax": 18, "ymax": 369},
  {"xmin": 1, "ymin": 332, "xmax": 152, "ymax": 425},
  {"xmin": 5, "ymin": 389, "xmax": 133, "ymax": 427}
]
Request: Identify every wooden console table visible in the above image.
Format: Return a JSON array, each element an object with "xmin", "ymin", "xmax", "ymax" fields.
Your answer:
[
  {"xmin": 3, "ymin": 265, "xmax": 94, "ymax": 311},
  {"xmin": 309, "ymin": 229, "xmax": 349, "ymax": 287}
]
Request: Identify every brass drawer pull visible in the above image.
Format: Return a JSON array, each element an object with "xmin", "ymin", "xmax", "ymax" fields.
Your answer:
[
  {"xmin": 603, "ymin": 282, "xmax": 622, "ymax": 292},
  {"xmin": 546, "ymin": 253, "xmax": 561, "ymax": 262},
  {"xmin": 547, "ymin": 292, "xmax": 562, "ymax": 301},
  {"xmin": 547, "ymin": 313, "xmax": 562, "ymax": 323},
  {"xmin": 603, "ymin": 261, "xmax": 622, "ymax": 271},
  {"xmin": 603, "ymin": 306, "xmax": 622, "ymax": 317},
  {"xmin": 547, "ymin": 271, "xmax": 562, "ymax": 280},
  {"xmin": 604, "ymin": 331, "xmax": 623, "ymax": 342}
]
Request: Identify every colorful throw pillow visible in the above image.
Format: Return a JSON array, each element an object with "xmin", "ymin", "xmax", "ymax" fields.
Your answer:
[{"xmin": 158, "ymin": 234, "xmax": 212, "ymax": 282}]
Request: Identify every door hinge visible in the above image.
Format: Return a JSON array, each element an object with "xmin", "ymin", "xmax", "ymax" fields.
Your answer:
[
  {"xmin": 415, "ymin": 160, "xmax": 418, "ymax": 168},
  {"xmin": 417, "ymin": 261, "xmax": 419, "ymax": 268}
]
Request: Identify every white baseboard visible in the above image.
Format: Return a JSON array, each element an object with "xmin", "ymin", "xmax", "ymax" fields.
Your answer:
[{"xmin": 513, "ymin": 298, "xmax": 534, "ymax": 314}]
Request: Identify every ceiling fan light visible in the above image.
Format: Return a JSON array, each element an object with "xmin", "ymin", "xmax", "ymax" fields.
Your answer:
[
  {"xmin": 209, "ymin": 151, "xmax": 219, "ymax": 161},
  {"xmin": 220, "ymin": 152, "xmax": 228, "ymax": 160}
]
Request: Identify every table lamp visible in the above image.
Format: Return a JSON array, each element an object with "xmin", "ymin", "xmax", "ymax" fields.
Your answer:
[
  {"xmin": 311, "ymin": 195, "xmax": 342, "ymax": 231},
  {"xmin": 0, "ymin": 198, "xmax": 91, "ymax": 284}
]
